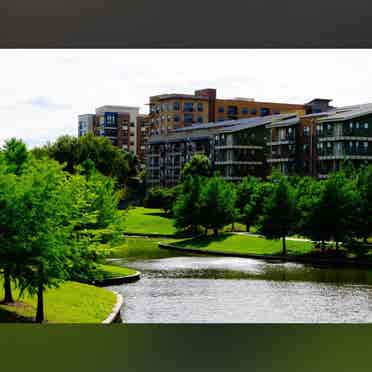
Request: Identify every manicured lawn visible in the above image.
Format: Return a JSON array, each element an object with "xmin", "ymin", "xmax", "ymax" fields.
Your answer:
[
  {"xmin": 106, "ymin": 236, "xmax": 186, "ymax": 260},
  {"xmin": 0, "ymin": 280, "xmax": 116, "ymax": 323},
  {"xmin": 98, "ymin": 264, "xmax": 137, "ymax": 278},
  {"xmin": 122, "ymin": 207, "xmax": 177, "ymax": 235},
  {"xmin": 174, "ymin": 233, "xmax": 314, "ymax": 256}
]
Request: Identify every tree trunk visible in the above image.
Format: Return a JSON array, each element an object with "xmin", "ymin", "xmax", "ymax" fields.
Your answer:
[
  {"xmin": 282, "ymin": 236, "xmax": 287, "ymax": 256},
  {"xmin": 213, "ymin": 228, "xmax": 218, "ymax": 236},
  {"xmin": 335, "ymin": 241, "xmax": 339, "ymax": 252},
  {"xmin": 204, "ymin": 227, "xmax": 208, "ymax": 236},
  {"xmin": 246, "ymin": 223, "xmax": 250, "ymax": 233},
  {"xmin": 35, "ymin": 283, "xmax": 44, "ymax": 323},
  {"xmin": 231, "ymin": 222, "xmax": 235, "ymax": 232},
  {"xmin": 2, "ymin": 267, "xmax": 14, "ymax": 303}
]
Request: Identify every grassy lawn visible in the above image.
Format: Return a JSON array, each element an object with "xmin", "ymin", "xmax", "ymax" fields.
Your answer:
[
  {"xmin": 0, "ymin": 280, "xmax": 116, "ymax": 323},
  {"xmin": 97, "ymin": 264, "xmax": 137, "ymax": 278},
  {"xmin": 174, "ymin": 233, "xmax": 314, "ymax": 256},
  {"xmin": 122, "ymin": 207, "xmax": 177, "ymax": 235},
  {"xmin": 105, "ymin": 236, "xmax": 186, "ymax": 260}
]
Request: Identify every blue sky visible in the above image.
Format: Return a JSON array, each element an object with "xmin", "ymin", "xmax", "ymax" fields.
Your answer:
[{"xmin": 1, "ymin": 49, "xmax": 372, "ymax": 148}]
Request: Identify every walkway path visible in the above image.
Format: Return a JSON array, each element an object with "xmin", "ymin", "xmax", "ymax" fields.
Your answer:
[{"xmin": 232, "ymin": 232, "xmax": 315, "ymax": 242}]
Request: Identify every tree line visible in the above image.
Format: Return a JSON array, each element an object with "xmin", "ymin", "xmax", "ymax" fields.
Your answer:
[
  {"xmin": 145, "ymin": 154, "xmax": 372, "ymax": 255},
  {"xmin": 0, "ymin": 138, "xmax": 122, "ymax": 322}
]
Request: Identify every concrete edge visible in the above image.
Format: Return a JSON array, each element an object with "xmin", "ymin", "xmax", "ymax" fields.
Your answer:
[
  {"xmin": 124, "ymin": 232, "xmax": 193, "ymax": 239},
  {"xmin": 159, "ymin": 242, "xmax": 372, "ymax": 268},
  {"xmin": 93, "ymin": 271, "xmax": 141, "ymax": 287},
  {"xmin": 102, "ymin": 291, "xmax": 124, "ymax": 324}
]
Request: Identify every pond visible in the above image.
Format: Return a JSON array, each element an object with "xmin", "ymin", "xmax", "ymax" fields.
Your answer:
[{"xmin": 107, "ymin": 256, "xmax": 372, "ymax": 323}]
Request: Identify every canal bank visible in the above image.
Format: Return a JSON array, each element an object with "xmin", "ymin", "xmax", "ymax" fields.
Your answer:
[{"xmin": 159, "ymin": 241, "xmax": 372, "ymax": 269}]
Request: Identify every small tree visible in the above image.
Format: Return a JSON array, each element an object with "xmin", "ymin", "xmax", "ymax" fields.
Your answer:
[
  {"xmin": 173, "ymin": 176, "xmax": 202, "ymax": 234},
  {"xmin": 258, "ymin": 174, "xmax": 296, "ymax": 255},
  {"xmin": 355, "ymin": 165, "xmax": 372, "ymax": 243},
  {"xmin": 144, "ymin": 187, "xmax": 177, "ymax": 214},
  {"xmin": 235, "ymin": 177, "xmax": 262, "ymax": 231},
  {"xmin": 200, "ymin": 177, "xmax": 236, "ymax": 236},
  {"xmin": 180, "ymin": 154, "xmax": 212, "ymax": 181}
]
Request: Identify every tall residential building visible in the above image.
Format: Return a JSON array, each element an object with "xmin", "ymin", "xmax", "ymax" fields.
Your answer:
[
  {"xmin": 136, "ymin": 114, "xmax": 151, "ymax": 162},
  {"xmin": 148, "ymin": 88, "xmax": 308, "ymax": 135},
  {"xmin": 78, "ymin": 105, "xmax": 150, "ymax": 160}
]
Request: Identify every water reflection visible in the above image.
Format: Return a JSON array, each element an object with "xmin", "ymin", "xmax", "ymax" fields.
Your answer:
[{"xmin": 107, "ymin": 256, "xmax": 372, "ymax": 323}]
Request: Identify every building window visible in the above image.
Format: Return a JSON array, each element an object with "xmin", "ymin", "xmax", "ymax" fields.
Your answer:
[
  {"xmin": 174, "ymin": 102, "xmax": 180, "ymax": 111},
  {"xmin": 303, "ymin": 126, "xmax": 309, "ymax": 136},
  {"xmin": 161, "ymin": 103, "xmax": 165, "ymax": 112},
  {"xmin": 260, "ymin": 107, "xmax": 270, "ymax": 116},
  {"xmin": 227, "ymin": 106, "xmax": 238, "ymax": 115},
  {"xmin": 350, "ymin": 122, "xmax": 353, "ymax": 129},
  {"xmin": 218, "ymin": 117, "xmax": 225, "ymax": 122},
  {"xmin": 364, "ymin": 123, "xmax": 369, "ymax": 129},
  {"xmin": 183, "ymin": 102, "xmax": 194, "ymax": 112},
  {"xmin": 197, "ymin": 102, "xmax": 203, "ymax": 112},
  {"xmin": 184, "ymin": 114, "xmax": 193, "ymax": 124},
  {"xmin": 356, "ymin": 122, "xmax": 360, "ymax": 129},
  {"xmin": 174, "ymin": 115, "xmax": 180, "ymax": 122},
  {"xmin": 218, "ymin": 106, "xmax": 224, "ymax": 113},
  {"xmin": 242, "ymin": 107, "xmax": 249, "ymax": 114},
  {"xmin": 251, "ymin": 108, "xmax": 257, "ymax": 115},
  {"xmin": 197, "ymin": 116, "xmax": 203, "ymax": 123}
]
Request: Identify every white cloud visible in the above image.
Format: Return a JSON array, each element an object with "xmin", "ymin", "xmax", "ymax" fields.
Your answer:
[{"xmin": 1, "ymin": 49, "xmax": 372, "ymax": 147}]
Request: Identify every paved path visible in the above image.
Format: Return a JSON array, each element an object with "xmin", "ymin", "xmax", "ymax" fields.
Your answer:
[{"xmin": 232, "ymin": 231, "xmax": 315, "ymax": 242}]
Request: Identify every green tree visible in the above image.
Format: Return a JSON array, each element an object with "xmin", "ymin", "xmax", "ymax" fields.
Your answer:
[
  {"xmin": 32, "ymin": 133, "xmax": 136, "ymax": 189},
  {"xmin": 200, "ymin": 177, "xmax": 236, "ymax": 236},
  {"xmin": 0, "ymin": 138, "xmax": 30, "ymax": 303},
  {"xmin": 2, "ymin": 138, "xmax": 29, "ymax": 175},
  {"xmin": 144, "ymin": 187, "xmax": 177, "ymax": 214},
  {"xmin": 180, "ymin": 154, "xmax": 213, "ymax": 181},
  {"xmin": 173, "ymin": 176, "xmax": 202, "ymax": 234},
  {"xmin": 235, "ymin": 177, "xmax": 261, "ymax": 231},
  {"xmin": 258, "ymin": 174, "xmax": 296, "ymax": 255},
  {"xmin": 298, "ymin": 171, "xmax": 357, "ymax": 252},
  {"xmin": 4, "ymin": 157, "xmax": 120, "ymax": 322},
  {"xmin": 355, "ymin": 165, "xmax": 372, "ymax": 243}
]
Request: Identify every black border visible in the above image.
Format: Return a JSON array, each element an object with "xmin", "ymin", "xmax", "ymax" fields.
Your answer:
[{"xmin": 1, "ymin": 0, "xmax": 372, "ymax": 47}]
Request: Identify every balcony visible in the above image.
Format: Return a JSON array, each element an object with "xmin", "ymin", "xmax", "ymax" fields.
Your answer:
[
  {"xmin": 317, "ymin": 148, "xmax": 372, "ymax": 160},
  {"xmin": 268, "ymin": 134, "xmax": 295, "ymax": 144}
]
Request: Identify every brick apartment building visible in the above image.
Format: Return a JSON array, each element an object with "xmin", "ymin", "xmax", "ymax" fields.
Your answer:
[
  {"xmin": 78, "ymin": 105, "xmax": 150, "ymax": 161},
  {"xmin": 149, "ymin": 88, "xmax": 308, "ymax": 135}
]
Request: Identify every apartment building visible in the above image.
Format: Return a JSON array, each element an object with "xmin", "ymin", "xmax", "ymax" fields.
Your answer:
[
  {"xmin": 146, "ymin": 114, "xmax": 295, "ymax": 187},
  {"xmin": 147, "ymin": 101, "xmax": 372, "ymax": 186},
  {"xmin": 136, "ymin": 114, "xmax": 151, "ymax": 162},
  {"xmin": 149, "ymin": 88, "xmax": 308, "ymax": 135},
  {"xmin": 78, "ymin": 105, "xmax": 150, "ymax": 161},
  {"xmin": 266, "ymin": 103, "xmax": 372, "ymax": 177}
]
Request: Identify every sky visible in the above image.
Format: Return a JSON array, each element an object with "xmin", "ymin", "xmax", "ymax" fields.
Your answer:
[{"xmin": 2, "ymin": 49, "xmax": 372, "ymax": 148}]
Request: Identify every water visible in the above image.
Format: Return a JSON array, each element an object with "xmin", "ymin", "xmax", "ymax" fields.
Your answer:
[{"xmin": 107, "ymin": 256, "xmax": 372, "ymax": 323}]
